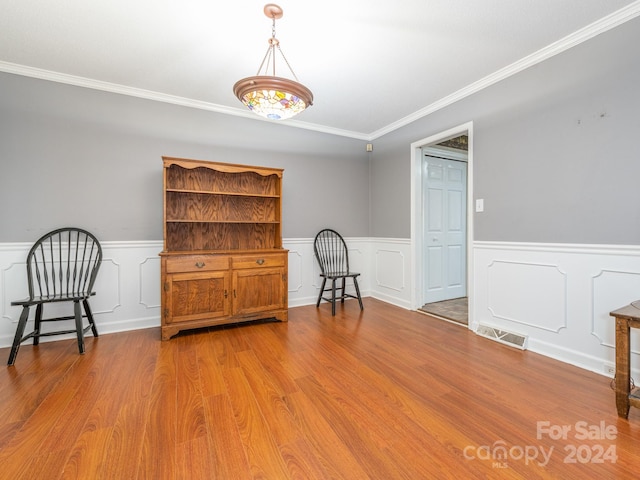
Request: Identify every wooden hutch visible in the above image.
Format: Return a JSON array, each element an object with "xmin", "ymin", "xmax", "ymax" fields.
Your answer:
[{"xmin": 160, "ymin": 157, "xmax": 288, "ymax": 340}]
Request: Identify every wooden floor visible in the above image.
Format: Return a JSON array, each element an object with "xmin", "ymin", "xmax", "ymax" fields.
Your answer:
[{"xmin": 1, "ymin": 298, "xmax": 638, "ymax": 479}]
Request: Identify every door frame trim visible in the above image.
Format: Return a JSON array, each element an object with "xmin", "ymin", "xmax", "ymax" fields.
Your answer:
[{"xmin": 410, "ymin": 121, "xmax": 474, "ymax": 327}]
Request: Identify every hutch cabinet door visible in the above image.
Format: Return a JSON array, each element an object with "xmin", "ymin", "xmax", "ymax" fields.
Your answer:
[
  {"xmin": 232, "ymin": 267, "xmax": 286, "ymax": 316},
  {"xmin": 165, "ymin": 271, "xmax": 231, "ymax": 323}
]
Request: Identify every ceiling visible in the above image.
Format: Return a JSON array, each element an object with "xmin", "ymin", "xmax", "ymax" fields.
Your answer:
[{"xmin": 1, "ymin": 1, "xmax": 639, "ymax": 140}]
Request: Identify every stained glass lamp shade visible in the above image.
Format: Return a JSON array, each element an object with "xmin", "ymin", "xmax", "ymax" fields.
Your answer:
[
  {"xmin": 233, "ymin": 75, "xmax": 313, "ymax": 120},
  {"xmin": 233, "ymin": 4, "xmax": 313, "ymax": 120}
]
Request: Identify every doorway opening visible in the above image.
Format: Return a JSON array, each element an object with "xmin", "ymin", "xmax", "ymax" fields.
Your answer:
[{"xmin": 410, "ymin": 122, "xmax": 474, "ymax": 328}]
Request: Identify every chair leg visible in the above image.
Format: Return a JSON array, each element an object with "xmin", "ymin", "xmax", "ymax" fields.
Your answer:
[
  {"xmin": 83, "ymin": 299, "xmax": 99, "ymax": 337},
  {"xmin": 8, "ymin": 306, "xmax": 30, "ymax": 366},
  {"xmin": 353, "ymin": 277, "xmax": 364, "ymax": 310},
  {"xmin": 340, "ymin": 277, "xmax": 346, "ymax": 304},
  {"xmin": 331, "ymin": 279, "xmax": 337, "ymax": 316},
  {"xmin": 74, "ymin": 301, "xmax": 86, "ymax": 355},
  {"xmin": 316, "ymin": 278, "xmax": 327, "ymax": 307},
  {"xmin": 33, "ymin": 303, "xmax": 43, "ymax": 346}
]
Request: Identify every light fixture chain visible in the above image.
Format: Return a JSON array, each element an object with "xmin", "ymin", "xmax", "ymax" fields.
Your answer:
[
  {"xmin": 271, "ymin": 11, "xmax": 300, "ymax": 81},
  {"xmin": 256, "ymin": 45, "xmax": 273, "ymax": 76},
  {"xmin": 276, "ymin": 45, "xmax": 300, "ymax": 82}
]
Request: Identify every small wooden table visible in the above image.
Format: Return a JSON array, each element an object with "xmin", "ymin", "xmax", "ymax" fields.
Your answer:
[{"xmin": 609, "ymin": 303, "xmax": 640, "ymax": 418}]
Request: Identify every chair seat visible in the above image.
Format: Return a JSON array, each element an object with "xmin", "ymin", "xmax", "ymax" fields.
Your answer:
[
  {"xmin": 12, "ymin": 292, "xmax": 96, "ymax": 306},
  {"xmin": 321, "ymin": 271, "xmax": 360, "ymax": 279}
]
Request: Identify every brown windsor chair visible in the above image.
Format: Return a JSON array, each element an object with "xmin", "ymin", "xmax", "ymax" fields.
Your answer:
[
  {"xmin": 7, "ymin": 227, "xmax": 103, "ymax": 365},
  {"xmin": 313, "ymin": 229, "xmax": 364, "ymax": 316}
]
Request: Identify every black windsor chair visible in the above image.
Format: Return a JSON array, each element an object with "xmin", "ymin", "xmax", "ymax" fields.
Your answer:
[
  {"xmin": 7, "ymin": 227, "xmax": 103, "ymax": 365},
  {"xmin": 313, "ymin": 229, "xmax": 364, "ymax": 316}
]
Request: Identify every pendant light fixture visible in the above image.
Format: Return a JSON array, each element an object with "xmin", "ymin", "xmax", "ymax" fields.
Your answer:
[{"xmin": 233, "ymin": 4, "xmax": 313, "ymax": 120}]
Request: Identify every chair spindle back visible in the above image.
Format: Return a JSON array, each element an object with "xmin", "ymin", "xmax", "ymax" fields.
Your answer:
[
  {"xmin": 26, "ymin": 228, "xmax": 102, "ymax": 299},
  {"xmin": 314, "ymin": 229, "xmax": 350, "ymax": 275}
]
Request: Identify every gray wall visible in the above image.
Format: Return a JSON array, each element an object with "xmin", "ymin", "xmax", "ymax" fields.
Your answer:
[
  {"xmin": 0, "ymin": 74, "xmax": 370, "ymax": 242},
  {"xmin": 2, "ymin": 16, "xmax": 640, "ymax": 246},
  {"xmin": 371, "ymin": 16, "xmax": 640, "ymax": 244}
]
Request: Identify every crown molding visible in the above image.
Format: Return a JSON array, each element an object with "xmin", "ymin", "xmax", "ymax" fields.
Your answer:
[
  {"xmin": 1, "ymin": 2, "xmax": 639, "ymax": 142},
  {"xmin": 0, "ymin": 61, "xmax": 369, "ymax": 141},
  {"xmin": 368, "ymin": 1, "xmax": 640, "ymax": 140}
]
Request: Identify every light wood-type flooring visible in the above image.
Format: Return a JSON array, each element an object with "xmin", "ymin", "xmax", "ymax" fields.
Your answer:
[{"xmin": 1, "ymin": 298, "xmax": 638, "ymax": 479}]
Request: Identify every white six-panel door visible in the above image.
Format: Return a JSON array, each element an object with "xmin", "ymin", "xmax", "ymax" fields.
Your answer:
[{"xmin": 423, "ymin": 154, "xmax": 467, "ymax": 303}]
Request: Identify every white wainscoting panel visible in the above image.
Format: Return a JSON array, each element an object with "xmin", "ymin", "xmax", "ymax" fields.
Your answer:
[
  {"xmin": 0, "ymin": 241, "xmax": 163, "ymax": 348},
  {"xmin": 487, "ymin": 260, "xmax": 567, "ymax": 332},
  {"xmin": 284, "ymin": 238, "xmax": 317, "ymax": 308},
  {"xmin": 369, "ymin": 238, "xmax": 412, "ymax": 309},
  {"xmin": 592, "ymin": 269, "xmax": 640, "ymax": 347},
  {"xmin": 140, "ymin": 256, "xmax": 162, "ymax": 309},
  {"xmin": 284, "ymin": 237, "xmax": 411, "ymax": 310},
  {"xmin": 283, "ymin": 237, "xmax": 374, "ymax": 308},
  {"xmin": 474, "ymin": 242, "xmax": 640, "ymax": 378}
]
